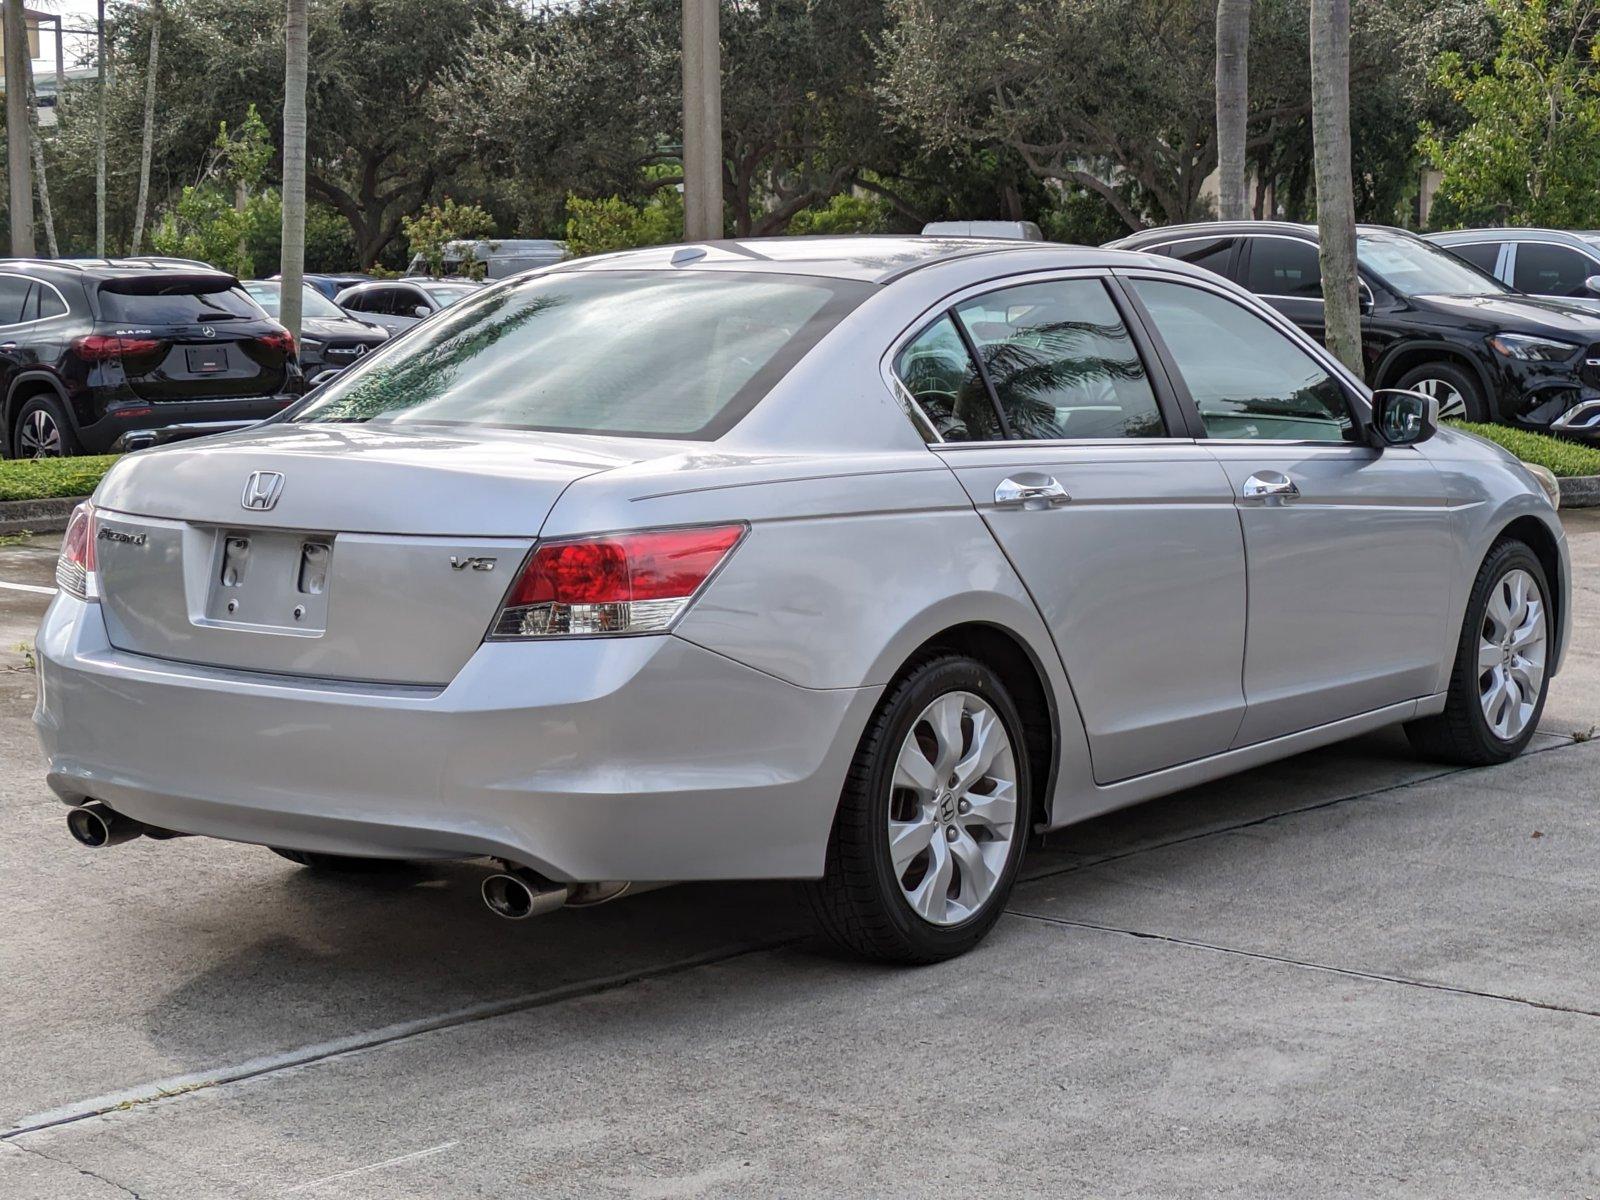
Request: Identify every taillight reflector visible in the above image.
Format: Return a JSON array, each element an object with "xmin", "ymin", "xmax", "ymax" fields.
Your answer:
[
  {"xmin": 492, "ymin": 524, "xmax": 746, "ymax": 638},
  {"xmin": 257, "ymin": 329, "xmax": 296, "ymax": 356},
  {"xmin": 72, "ymin": 334, "xmax": 162, "ymax": 362},
  {"xmin": 57, "ymin": 502, "xmax": 96, "ymax": 598}
]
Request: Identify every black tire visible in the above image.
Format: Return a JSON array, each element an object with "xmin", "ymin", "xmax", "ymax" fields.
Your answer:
[
  {"xmin": 269, "ymin": 847, "xmax": 413, "ymax": 873},
  {"xmin": 13, "ymin": 393, "xmax": 81, "ymax": 458},
  {"xmin": 1394, "ymin": 361, "xmax": 1487, "ymax": 423},
  {"xmin": 803, "ymin": 654, "xmax": 1032, "ymax": 964},
  {"xmin": 1406, "ymin": 539, "xmax": 1552, "ymax": 766}
]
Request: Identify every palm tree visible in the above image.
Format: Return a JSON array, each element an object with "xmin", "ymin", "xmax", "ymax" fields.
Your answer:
[
  {"xmin": 3, "ymin": 0, "xmax": 34, "ymax": 254},
  {"xmin": 280, "ymin": 0, "xmax": 308, "ymax": 340},
  {"xmin": 96, "ymin": 0, "xmax": 107, "ymax": 255},
  {"xmin": 129, "ymin": 0, "xmax": 163, "ymax": 255},
  {"xmin": 1310, "ymin": 0, "xmax": 1362, "ymax": 377},
  {"xmin": 24, "ymin": 55, "xmax": 56, "ymax": 256},
  {"xmin": 1215, "ymin": 0, "xmax": 1251, "ymax": 221}
]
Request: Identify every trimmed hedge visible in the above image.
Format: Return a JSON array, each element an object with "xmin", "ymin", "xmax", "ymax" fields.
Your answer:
[
  {"xmin": 1448, "ymin": 423, "xmax": 1600, "ymax": 478},
  {"xmin": 0, "ymin": 455, "xmax": 118, "ymax": 502}
]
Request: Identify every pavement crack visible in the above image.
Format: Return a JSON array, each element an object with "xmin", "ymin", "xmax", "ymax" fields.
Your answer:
[
  {"xmin": 1009, "ymin": 908, "xmax": 1600, "ymax": 1021},
  {"xmin": 11, "ymin": 1141, "xmax": 144, "ymax": 1199}
]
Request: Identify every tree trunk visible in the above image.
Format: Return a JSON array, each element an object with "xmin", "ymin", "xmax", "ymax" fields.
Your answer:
[
  {"xmin": 280, "ymin": 0, "xmax": 308, "ymax": 340},
  {"xmin": 681, "ymin": 0, "xmax": 722, "ymax": 241},
  {"xmin": 1215, "ymin": 0, "xmax": 1251, "ymax": 221},
  {"xmin": 1310, "ymin": 0, "xmax": 1362, "ymax": 378},
  {"xmin": 129, "ymin": 0, "xmax": 162, "ymax": 256},
  {"xmin": 4, "ymin": 0, "xmax": 34, "ymax": 255},
  {"xmin": 95, "ymin": 0, "xmax": 106, "ymax": 255},
  {"xmin": 23, "ymin": 57, "xmax": 55, "ymax": 256}
]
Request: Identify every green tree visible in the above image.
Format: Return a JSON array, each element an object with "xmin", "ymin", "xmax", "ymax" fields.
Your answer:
[
  {"xmin": 1421, "ymin": 0, "xmax": 1600, "ymax": 227},
  {"xmin": 564, "ymin": 190, "xmax": 683, "ymax": 256},
  {"xmin": 403, "ymin": 198, "xmax": 498, "ymax": 276}
]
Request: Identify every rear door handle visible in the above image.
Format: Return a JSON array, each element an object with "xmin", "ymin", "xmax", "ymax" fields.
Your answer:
[
  {"xmin": 994, "ymin": 474, "xmax": 1071, "ymax": 510},
  {"xmin": 1241, "ymin": 471, "xmax": 1300, "ymax": 501}
]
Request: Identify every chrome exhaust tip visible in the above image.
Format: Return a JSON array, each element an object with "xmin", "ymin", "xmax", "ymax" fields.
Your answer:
[
  {"xmin": 481, "ymin": 868, "xmax": 571, "ymax": 920},
  {"xmin": 66, "ymin": 801, "xmax": 146, "ymax": 848}
]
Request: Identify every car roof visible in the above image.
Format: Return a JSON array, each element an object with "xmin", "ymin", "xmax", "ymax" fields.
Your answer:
[
  {"xmin": 546, "ymin": 235, "xmax": 1175, "ymax": 285},
  {"xmin": 1109, "ymin": 221, "xmax": 1415, "ymax": 249},
  {"xmin": 1426, "ymin": 227, "xmax": 1598, "ymax": 248},
  {"xmin": 0, "ymin": 257, "xmax": 237, "ymax": 284}
]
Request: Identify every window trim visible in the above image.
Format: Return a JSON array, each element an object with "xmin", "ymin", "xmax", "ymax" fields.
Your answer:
[
  {"xmin": 0, "ymin": 271, "xmax": 70, "ymax": 331},
  {"xmin": 1113, "ymin": 268, "xmax": 1373, "ymax": 448},
  {"xmin": 880, "ymin": 267, "xmax": 1191, "ymax": 449}
]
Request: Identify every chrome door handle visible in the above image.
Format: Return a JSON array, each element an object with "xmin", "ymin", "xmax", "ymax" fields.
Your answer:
[
  {"xmin": 1241, "ymin": 471, "xmax": 1300, "ymax": 501},
  {"xmin": 0, "ymin": 343, "xmax": 17, "ymax": 351},
  {"xmin": 994, "ymin": 473, "xmax": 1071, "ymax": 510}
]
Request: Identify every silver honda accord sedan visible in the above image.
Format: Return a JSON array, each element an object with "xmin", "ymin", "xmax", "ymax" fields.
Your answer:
[{"xmin": 34, "ymin": 236, "xmax": 1570, "ymax": 962}]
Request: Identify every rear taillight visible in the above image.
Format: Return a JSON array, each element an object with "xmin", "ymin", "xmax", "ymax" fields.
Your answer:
[
  {"xmin": 256, "ymin": 329, "xmax": 296, "ymax": 356},
  {"xmin": 491, "ymin": 523, "xmax": 747, "ymax": 638},
  {"xmin": 72, "ymin": 334, "xmax": 162, "ymax": 362},
  {"xmin": 57, "ymin": 503, "xmax": 96, "ymax": 599}
]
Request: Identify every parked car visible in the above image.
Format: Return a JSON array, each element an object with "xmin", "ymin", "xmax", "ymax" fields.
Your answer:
[
  {"xmin": 0, "ymin": 260, "xmax": 303, "ymax": 458},
  {"xmin": 241, "ymin": 280, "xmax": 388, "ymax": 382},
  {"xmin": 1427, "ymin": 228, "xmax": 1600, "ymax": 311},
  {"xmin": 287, "ymin": 272, "xmax": 376, "ymax": 302},
  {"xmin": 334, "ymin": 278, "xmax": 484, "ymax": 333},
  {"xmin": 38, "ymin": 237, "xmax": 1567, "ymax": 963},
  {"xmin": 404, "ymin": 238, "xmax": 568, "ymax": 280},
  {"xmin": 1108, "ymin": 220, "xmax": 1600, "ymax": 438}
]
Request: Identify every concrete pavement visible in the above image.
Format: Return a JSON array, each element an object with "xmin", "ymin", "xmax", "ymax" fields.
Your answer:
[{"xmin": 1, "ymin": 518, "xmax": 1598, "ymax": 1197}]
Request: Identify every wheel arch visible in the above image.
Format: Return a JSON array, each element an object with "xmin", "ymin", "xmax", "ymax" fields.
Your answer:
[
  {"xmin": 3, "ymin": 371, "xmax": 71, "ymax": 456},
  {"xmin": 1372, "ymin": 342, "xmax": 1496, "ymax": 418},
  {"xmin": 1494, "ymin": 512, "xmax": 1567, "ymax": 671}
]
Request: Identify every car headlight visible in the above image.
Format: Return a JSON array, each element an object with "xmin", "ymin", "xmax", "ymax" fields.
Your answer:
[{"xmin": 1488, "ymin": 333, "xmax": 1580, "ymax": 362}]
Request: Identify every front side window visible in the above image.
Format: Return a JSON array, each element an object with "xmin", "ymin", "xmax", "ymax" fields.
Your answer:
[
  {"xmin": 892, "ymin": 315, "xmax": 1001, "ymax": 443},
  {"xmin": 953, "ymin": 279, "xmax": 1164, "ymax": 440},
  {"xmin": 1245, "ymin": 238, "xmax": 1322, "ymax": 298},
  {"xmin": 296, "ymin": 270, "xmax": 868, "ymax": 439},
  {"xmin": 1447, "ymin": 241, "xmax": 1503, "ymax": 275},
  {"xmin": 1513, "ymin": 243, "xmax": 1597, "ymax": 298},
  {"xmin": 1132, "ymin": 279, "xmax": 1352, "ymax": 442}
]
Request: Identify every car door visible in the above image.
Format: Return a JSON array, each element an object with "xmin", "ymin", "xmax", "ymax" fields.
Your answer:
[
  {"xmin": 1124, "ymin": 272, "xmax": 1457, "ymax": 746},
  {"xmin": 896, "ymin": 272, "xmax": 1249, "ymax": 784},
  {"xmin": 1239, "ymin": 234, "xmax": 1330, "ymax": 344}
]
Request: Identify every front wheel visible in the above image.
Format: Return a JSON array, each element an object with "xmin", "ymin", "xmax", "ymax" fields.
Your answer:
[
  {"xmin": 804, "ymin": 654, "xmax": 1031, "ymax": 963},
  {"xmin": 1394, "ymin": 362, "xmax": 1486, "ymax": 423},
  {"xmin": 1406, "ymin": 539, "xmax": 1552, "ymax": 765}
]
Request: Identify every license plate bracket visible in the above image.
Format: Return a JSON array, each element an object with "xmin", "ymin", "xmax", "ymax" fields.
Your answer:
[
  {"xmin": 202, "ymin": 529, "xmax": 333, "ymax": 634},
  {"xmin": 185, "ymin": 345, "xmax": 228, "ymax": 374}
]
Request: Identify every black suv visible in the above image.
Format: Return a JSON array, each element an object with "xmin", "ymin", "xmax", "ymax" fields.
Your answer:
[
  {"xmin": 1108, "ymin": 221, "xmax": 1600, "ymax": 439},
  {"xmin": 0, "ymin": 259, "xmax": 304, "ymax": 458}
]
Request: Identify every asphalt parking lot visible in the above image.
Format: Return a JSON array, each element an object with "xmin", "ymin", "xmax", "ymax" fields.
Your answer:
[{"xmin": 3, "ymin": 515, "xmax": 1599, "ymax": 1199}]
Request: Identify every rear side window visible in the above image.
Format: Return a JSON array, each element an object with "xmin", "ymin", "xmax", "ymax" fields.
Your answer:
[
  {"xmin": 296, "ymin": 271, "xmax": 869, "ymax": 440},
  {"xmin": 1513, "ymin": 243, "xmax": 1596, "ymax": 297},
  {"xmin": 40, "ymin": 287, "xmax": 65, "ymax": 318},
  {"xmin": 1161, "ymin": 237, "xmax": 1237, "ymax": 280},
  {"xmin": 1244, "ymin": 238, "xmax": 1322, "ymax": 298},
  {"xmin": 0, "ymin": 275, "xmax": 31, "ymax": 325},
  {"xmin": 98, "ymin": 284, "xmax": 262, "ymax": 325},
  {"xmin": 893, "ymin": 315, "xmax": 1002, "ymax": 443},
  {"xmin": 953, "ymin": 279, "xmax": 1164, "ymax": 440},
  {"xmin": 1448, "ymin": 241, "xmax": 1502, "ymax": 275}
]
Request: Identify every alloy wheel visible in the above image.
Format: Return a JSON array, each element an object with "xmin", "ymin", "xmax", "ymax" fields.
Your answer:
[
  {"xmin": 1478, "ymin": 567, "xmax": 1547, "ymax": 741},
  {"xmin": 17, "ymin": 408, "xmax": 62, "ymax": 458},
  {"xmin": 887, "ymin": 690, "xmax": 1019, "ymax": 926},
  {"xmin": 1409, "ymin": 377, "xmax": 1467, "ymax": 420}
]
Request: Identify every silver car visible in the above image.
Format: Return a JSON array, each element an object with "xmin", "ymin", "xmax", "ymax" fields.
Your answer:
[{"xmin": 35, "ymin": 237, "xmax": 1570, "ymax": 963}]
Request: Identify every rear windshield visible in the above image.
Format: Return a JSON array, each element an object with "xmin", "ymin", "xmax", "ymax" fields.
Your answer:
[
  {"xmin": 293, "ymin": 270, "xmax": 868, "ymax": 439},
  {"xmin": 98, "ymin": 284, "xmax": 264, "ymax": 325}
]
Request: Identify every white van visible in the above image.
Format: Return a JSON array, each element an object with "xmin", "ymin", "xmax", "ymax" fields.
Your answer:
[{"xmin": 405, "ymin": 239, "xmax": 569, "ymax": 280}]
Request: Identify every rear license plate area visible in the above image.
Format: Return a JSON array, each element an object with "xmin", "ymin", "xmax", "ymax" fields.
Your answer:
[
  {"xmin": 203, "ymin": 529, "xmax": 334, "ymax": 633},
  {"xmin": 185, "ymin": 346, "xmax": 228, "ymax": 374}
]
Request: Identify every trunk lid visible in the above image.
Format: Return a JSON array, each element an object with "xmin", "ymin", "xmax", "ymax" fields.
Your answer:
[{"xmin": 90, "ymin": 423, "xmax": 684, "ymax": 684}]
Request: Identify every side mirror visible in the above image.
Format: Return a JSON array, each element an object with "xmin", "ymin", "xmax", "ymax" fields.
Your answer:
[
  {"xmin": 1585, "ymin": 275, "xmax": 1600, "ymax": 296},
  {"xmin": 1368, "ymin": 388, "xmax": 1438, "ymax": 448},
  {"xmin": 413, "ymin": 305, "xmax": 431, "ymax": 318}
]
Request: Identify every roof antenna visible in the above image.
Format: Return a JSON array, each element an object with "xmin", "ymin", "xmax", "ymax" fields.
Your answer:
[{"xmin": 671, "ymin": 246, "xmax": 708, "ymax": 266}]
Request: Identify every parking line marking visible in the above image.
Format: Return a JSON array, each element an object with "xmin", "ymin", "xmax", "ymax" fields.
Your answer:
[
  {"xmin": 285, "ymin": 1141, "xmax": 459, "ymax": 1193},
  {"xmin": 0, "ymin": 580, "xmax": 54, "ymax": 595}
]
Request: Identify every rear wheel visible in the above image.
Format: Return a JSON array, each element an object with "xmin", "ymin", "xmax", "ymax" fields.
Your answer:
[
  {"xmin": 1406, "ymin": 539, "xmax": 1551, "ymax": 765},
  {"xmin": 14, "ymin": 394, "xmax": 80, "ymax": 458},
  {"xmin": 1395, "ymin": 362, "xmax": 1486, "ymax": 423},
  {"xmin": 804, "ymin": 654, "xmax": 1030, "ymax": 964},
  {"xmin": 269, "ymin": 847, "xmax": 414, "ymax": 873}
]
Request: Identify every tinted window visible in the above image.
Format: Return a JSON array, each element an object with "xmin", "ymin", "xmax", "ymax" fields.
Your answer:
[
  {"xmin": 892, "ymin": 315, "xmax": 1001, "ymax": 443},
  {"xmin": 20, "ymin": 283, "xmax": 37, "ymax": 323},
  {"xmin": 1448, "ymin": 241, "xmax": 1502, "ymax": 274},
  {"xmin": 954, "ymin": 279, "xmax": 1163, "ymax": 440},
  {"xmin": 1513, "ymin": 243, "xmax": 1597, "ymax": 297},
  {"xmin": 0, "ymin": 276, "xmax": 31, "ymax": 325},
  {"xmin": 1161, "ymin": 237, "xmax": 1236, "ymax": 279},
  {"xmin": 1358, "ymin": 231, "xmax": 1504, "ymax": 296},
  {"xmin": 98, "ymin": 285, "xmax": 262, "ymax": 324},
  {"xmin": 296, "ymin": 271, "xmax": 868, "ymax": 439},
  {"xmin": 1133, "ymin": 279, "xmax": 1351, "ymax": 442},
  {"xmin": 38, "ymin": 286, "xmax": 66, "ymax": 318},
  {"xmin": 338, "ymin": 289, "xmax": 372, "ymax": 312},
  {"xmin": 381, "ymin": 287, "xmax": 430, "ymax": 317},
  {"xmin": 1245, "ymin": 238, "xmax": 1321, "ymax": 298}
]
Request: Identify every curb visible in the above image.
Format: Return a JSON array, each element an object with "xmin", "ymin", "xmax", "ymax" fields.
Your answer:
[
  {"xmin": 0, "ymin": 495, "xmax": 87, "ymax": 537},
  {"xmin": 1559, "ymin": 475, "xmax": 1600, "ymax": 509}
]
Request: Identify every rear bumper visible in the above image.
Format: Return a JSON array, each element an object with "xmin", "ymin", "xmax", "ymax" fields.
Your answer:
[
  {"xmin": 78, "ymin": 394, "xmax": 302, "ymax": 454},
  {"xmin": 33, "ymin": 595, "xmax": 877, "ymax": 881}
]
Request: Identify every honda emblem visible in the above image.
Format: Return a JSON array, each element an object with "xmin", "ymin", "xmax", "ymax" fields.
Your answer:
[{"xmin": 241, "ymin": 471, "xmax": 284, "ymax": 511}]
